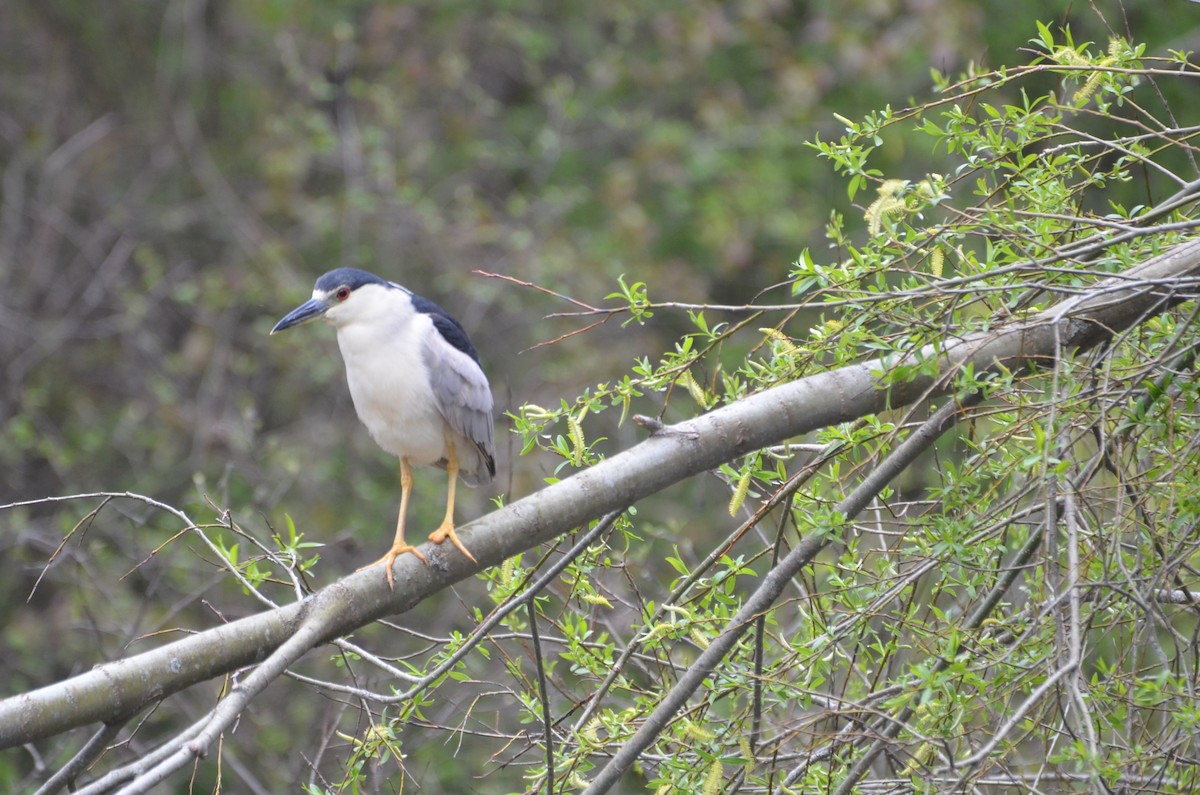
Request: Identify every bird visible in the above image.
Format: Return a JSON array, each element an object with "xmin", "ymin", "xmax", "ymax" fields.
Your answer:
[{"xmin": 271, "ymin": 268, "xmax": 495, "ymax": 588}]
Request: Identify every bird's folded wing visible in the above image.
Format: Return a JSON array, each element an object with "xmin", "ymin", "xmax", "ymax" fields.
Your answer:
[{"xmin": 421, "ymin": 332, "xmax": 496, "ymax": 480}]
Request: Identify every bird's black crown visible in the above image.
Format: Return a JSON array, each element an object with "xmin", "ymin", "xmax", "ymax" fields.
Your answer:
[{"xmin": 313, "ymin": 268, "xmax": 390, "ymax": 294}]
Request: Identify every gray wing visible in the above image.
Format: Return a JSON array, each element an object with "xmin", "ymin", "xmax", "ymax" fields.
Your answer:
[{"xmin": 421, "ymin": 329, "xmax": 496, "ymax": 485}]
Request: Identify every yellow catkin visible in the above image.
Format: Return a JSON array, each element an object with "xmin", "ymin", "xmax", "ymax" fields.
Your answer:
[
  {"xmin": 523, "ymin": 403, "xmax": 552, "ymax": 419},
  {"xmin": 864, "ymin": 179, "xmax": 908, "ymax": 236},
  {"xmin": 677, "ymin": 369, "xmax": 707, "ymax": 407},
  {"xmin": 1074, "ymin": 71, "xmax": 1104, "ymax": 105},
  {"xmin": 683, "ymin": 719, "xmax": 716, "ymax": 741},
  {"xmin": 640, "ymin": 623, "xmax": 672, "ymax": 645},
  {"xmin": 580, "ymin": 593, "xmax": 613, "ymax": 609},
  {"xmin": 929, "ymin": 247, "xmax": 944, "ymax": 278},
  {"xmin": 729, "ymin": 468, "xmax": 753, "ymax": 516},
  {"xmin": 580, "ymin": 718, "xmax": 601, "ymax": 746},
  {"xmin": 759, "ymin": 327, "xmax": 798, "ymax": 357},
  {"xmin": 1053, "ymin": 47, "xmax": 1089, "ymax": 67},
  {"xmin": 900, "ymin": 742, "xmax": 933, "ymax": 777},
  {"xmin": 1075, "ymin": 38, "xmax": 1124, "ymax": 105},
  {"xmin": 701, "ymin": 758, "xmax": 724, "ymax": 795},
  {"xmin": 567, "ymin": 414, "xmax": 586, "ymax": 465},
  {"xmin": 662, "ymin": 604, "xmax": 693, "ymax": 620}
]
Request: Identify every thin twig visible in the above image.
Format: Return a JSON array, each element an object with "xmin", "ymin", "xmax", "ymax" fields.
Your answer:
[
  {"xmin": 528, "ymin": 601, "xmax": 555, "ymax": 795},
  {"xmin": 33, "ymin": 721, "xmax": 126, "ymax": 795}
]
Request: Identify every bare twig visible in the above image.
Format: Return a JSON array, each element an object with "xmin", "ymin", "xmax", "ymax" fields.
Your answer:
[{"xmin": 528, "ymin": 601, "xmax": 555, "ymax": 795}]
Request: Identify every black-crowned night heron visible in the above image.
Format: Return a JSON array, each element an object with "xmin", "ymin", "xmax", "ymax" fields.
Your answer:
[{"xmin": 271, "ymin": 268, "xmax": 495, "ymax": 588}]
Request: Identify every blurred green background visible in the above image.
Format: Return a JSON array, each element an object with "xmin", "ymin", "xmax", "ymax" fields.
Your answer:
[{"xmin": 2, "ymin": 0, "xmax": 1195, "ymax": 790}]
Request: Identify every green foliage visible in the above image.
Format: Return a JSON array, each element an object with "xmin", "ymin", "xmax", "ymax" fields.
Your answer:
[
  {"xmin": 5, "ymin": 1, "xmax": 1200, "ymax": 793},
  {"xmin": 493, "ymin": 19, "xmax": 1200, "ymax": 795}
]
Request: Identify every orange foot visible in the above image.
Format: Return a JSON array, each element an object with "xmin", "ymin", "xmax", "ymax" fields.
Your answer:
[
  {"xmin": 428, "ymin": 523, "xmax": 478, "ymax": 564},
  {"xmin": 360, "ymin": 542, "xmax": 428, "ymax": 590}
]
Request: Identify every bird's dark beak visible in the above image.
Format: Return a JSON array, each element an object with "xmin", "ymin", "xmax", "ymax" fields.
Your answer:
[{"xmin": 270, "ymin": 298, "xmax": 328, "ymax": 334}]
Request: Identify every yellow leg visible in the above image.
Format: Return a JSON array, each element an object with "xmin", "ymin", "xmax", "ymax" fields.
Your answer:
[
  {"xmin": 364, "ymin": 457, "xmax": 428, "ymax": 589},
  {"xmin": 428, "ymin": 445, "xmax": 478, "ymax": 564}
]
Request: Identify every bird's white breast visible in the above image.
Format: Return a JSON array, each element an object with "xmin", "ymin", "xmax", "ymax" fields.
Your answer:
[{"xmin": 332, "ymin": 303, "xmax": 449, "ymax": 465}]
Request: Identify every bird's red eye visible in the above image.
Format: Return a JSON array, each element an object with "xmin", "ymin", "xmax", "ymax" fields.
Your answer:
[{"xmin": 336, "ymin": 287, "xmax": 351, "ymax": 301}]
